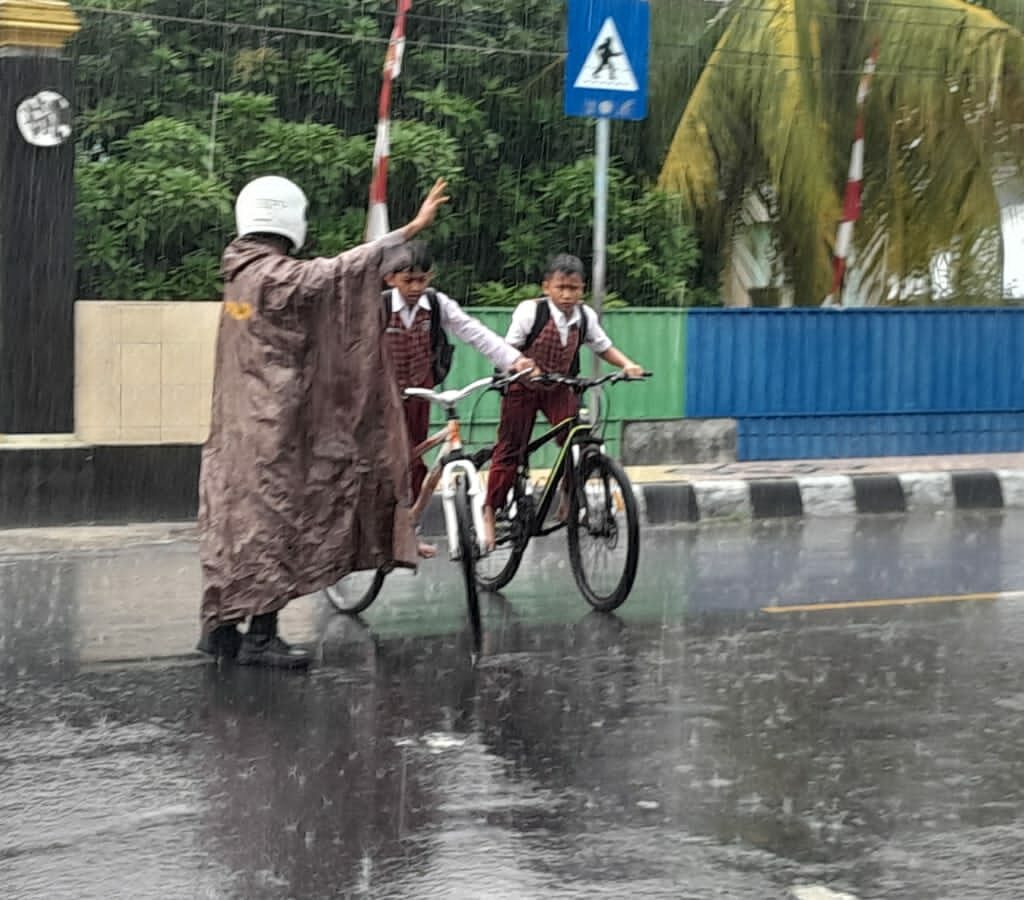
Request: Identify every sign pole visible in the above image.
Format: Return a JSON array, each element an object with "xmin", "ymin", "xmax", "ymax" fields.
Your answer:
[
  {"xmin": 592, "ymin": 116, "xmax": 610, "ymax": 375},
  {"xmin": 564, "ymin": 0, "xmax": 649, "ymax": 376}
]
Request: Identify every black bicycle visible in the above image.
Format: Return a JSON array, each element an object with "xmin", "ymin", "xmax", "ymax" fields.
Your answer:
[{"xmin": 475, "ymin": 371, "xmax": 651, "ymax": 612}]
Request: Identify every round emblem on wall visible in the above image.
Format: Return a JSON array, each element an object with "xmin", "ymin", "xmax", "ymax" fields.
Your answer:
[{"xmin": 16, "ymin": 90, "xmax": 73, "ymax": 147}]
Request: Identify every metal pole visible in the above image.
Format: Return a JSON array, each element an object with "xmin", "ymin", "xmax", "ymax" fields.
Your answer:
[
  {"xmin": 592, "ymin": 115, "xmax": 610, "ymax": 376},
  {"xmin": 207, "ymin": 92, "xmax": 219, "ymax": 180}
]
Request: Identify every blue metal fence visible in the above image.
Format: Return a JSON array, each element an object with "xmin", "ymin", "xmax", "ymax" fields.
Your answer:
[
  {"xmin": 686, "ymin": 309, "xmax": 1024, "ymax": 416},
  {"xmin": 685, "ymin": 309, "xmax": 1024, "ymax": 460}
]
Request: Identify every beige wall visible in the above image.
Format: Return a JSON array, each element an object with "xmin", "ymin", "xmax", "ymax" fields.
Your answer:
[{"xmin": 75, "ymin": 301, "xmax": 220, "ymax": 444}]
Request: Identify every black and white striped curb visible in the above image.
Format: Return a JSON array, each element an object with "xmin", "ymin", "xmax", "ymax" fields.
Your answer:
[
  {"xmin": 639, "ymin": 469, "xmax": 1024, "ymax": 525},
  {"xmin": 417, "ymin": 469, "xmax": 1023, "ymax": 534}
]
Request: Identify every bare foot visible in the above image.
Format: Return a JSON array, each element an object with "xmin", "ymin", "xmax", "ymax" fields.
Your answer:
[
  {"xmin": 482, "ymin": 505, "xmax": 496, "ymax": 552},
  {"xmin": 417, "ymin": 541, "xmax": 438, "ymax": 559}
]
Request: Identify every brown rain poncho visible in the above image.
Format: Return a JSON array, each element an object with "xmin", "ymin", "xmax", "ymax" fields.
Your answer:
[{"xmin": 198, "ymin": 236, "xmax": 417, "ymax": 632}]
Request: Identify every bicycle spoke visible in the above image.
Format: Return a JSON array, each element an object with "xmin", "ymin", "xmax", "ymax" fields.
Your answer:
[
  {"xmin": 475, "ymin": 478, "xmax": 532, "ymax": 591},
  {"xmin": 568, "ymin": 454, "xmax": 639, "ymax": 611},
  {"xmin": 577, "ymin": 474, "xmax": 628, "ymax": 593}
]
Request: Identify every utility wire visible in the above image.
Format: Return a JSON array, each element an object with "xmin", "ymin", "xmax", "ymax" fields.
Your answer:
[
  {"xmin": 78, "ymin": 6, "xmax": 563, "ymax": 56},
  {"xmin": 245, "ymin": 0, "xmax": 1024, "ymax": 31},
  {"xmin": 76, "ymin": 5, "xmax": 1023, "ymax": 81}
]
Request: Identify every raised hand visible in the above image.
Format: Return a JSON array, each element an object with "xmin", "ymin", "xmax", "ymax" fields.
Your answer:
[{"xmin": 408, "ymin": 179, "xmax": 450, "ymax": 235}]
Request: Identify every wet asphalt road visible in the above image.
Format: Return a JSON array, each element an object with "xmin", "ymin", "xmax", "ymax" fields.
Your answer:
[{"xmin": 4, "ymin": 511, "xmax": 1024, "ymax": 898}]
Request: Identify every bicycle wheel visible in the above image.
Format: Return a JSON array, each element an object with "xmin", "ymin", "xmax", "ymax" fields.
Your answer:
[
  {"xmin": 475, "ymin": 475, "xmax": 532, "ymax": 592},
  {"xmin": 453, "ymin": 474, "xmax": 483, "ymax": 651},
  {"xmin": 567, "ymin": 452, "xmax": 639, "ymax": 612},
  {"xmin": 323, "ymin": 567, "xmax": 388, "ymax": 616}
]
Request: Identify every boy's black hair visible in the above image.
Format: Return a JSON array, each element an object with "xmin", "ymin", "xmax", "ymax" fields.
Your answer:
[
  {"xmin": 382, "ymin": 240, "xmax": 434, "ymax": 275},
  {"xmin": 543, "ymin": 253, "xmax": 586, "ymax": 280}
]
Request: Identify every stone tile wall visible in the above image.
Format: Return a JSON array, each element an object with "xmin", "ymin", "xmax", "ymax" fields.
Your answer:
[{"xmin": 75, "ymin": 301, "xmax": 220, "ymax": 444}]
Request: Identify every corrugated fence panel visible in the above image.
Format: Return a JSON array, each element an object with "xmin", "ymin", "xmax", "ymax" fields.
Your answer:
[
  {"xmin": 591, "ymin": 309, "xmax": 687, "ymax": 419},
  {"xmin": 739, "ymin": 412, "xmax": 1024, "ymax": 460},
  {"xmin": 687, "ymin": 309, "xmax": 1024, "ymax": 417},
  {"xmin": 429, "ymin": 307, "xmax": 687, "ymax": 467}
]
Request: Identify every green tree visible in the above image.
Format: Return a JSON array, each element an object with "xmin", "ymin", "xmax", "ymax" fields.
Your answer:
[
  {"xmin": 655, "ymin": 0, "xmax": 1024, "ymax": 305},
  {"xmin": 70, "ymin": 0, "xmax": 702, "ymax": 305}
]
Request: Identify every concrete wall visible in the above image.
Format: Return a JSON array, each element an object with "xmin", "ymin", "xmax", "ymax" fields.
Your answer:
[
  {"xmin": 75, "ymin": 301, "xmax": 219, "ymax": 444},
  {"xmin": 73, "ymin": 301, "xmax": 693, "ymax": 454}
]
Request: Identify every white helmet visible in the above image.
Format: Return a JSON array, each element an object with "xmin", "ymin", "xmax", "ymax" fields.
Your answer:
[{"xmin": 235, "ymin": 175, "xmax": 308, "ymax": 251}]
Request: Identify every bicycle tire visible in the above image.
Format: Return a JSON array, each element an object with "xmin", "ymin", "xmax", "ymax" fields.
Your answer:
[
  {"xmin": 453, "ymin": 474, "xmax": 483, "ymax": 650},
  {"xmin": 567, "ymin": 452, "xmax": 640, "ymax": 612},
  {"xmin": 475, "ymin": 475, "xmax": 532, "ymax": 592},
  {"xmin": 323, "ymin": 567, "xmax": 388, "ymax": 616}
]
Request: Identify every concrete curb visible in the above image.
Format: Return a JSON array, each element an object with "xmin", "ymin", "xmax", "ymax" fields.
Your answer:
[
  {"xmin": 419, "ymin": 468, "xmax": 1019, "ymax": 535},
  {"xmin": 638, "ymin": 469, "xmax": 1015, "ymax": 526}
]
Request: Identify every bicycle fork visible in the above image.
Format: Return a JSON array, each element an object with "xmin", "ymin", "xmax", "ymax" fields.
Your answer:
[{"xmin": 440, "ymin": 460, "xmax": 487, "ymax": 560}]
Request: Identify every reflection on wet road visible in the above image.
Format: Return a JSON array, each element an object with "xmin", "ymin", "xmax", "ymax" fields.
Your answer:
[{"xmin": 4, "ymin": 512, "xmax": 1024, "ymax": 898}]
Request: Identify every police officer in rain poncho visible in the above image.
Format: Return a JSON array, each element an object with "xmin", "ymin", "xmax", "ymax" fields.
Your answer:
[{"xmin": 197, "ymin": 175, "xmax": 450, "ymax": 669}]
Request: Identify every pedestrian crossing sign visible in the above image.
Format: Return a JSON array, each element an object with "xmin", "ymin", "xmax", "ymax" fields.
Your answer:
[
  {"xmin": 573, "ymin": 18, "xmax": 638, "ymax": 92},
  {"xmin": 565, "ymin": 0, "xmax": 649, "ymax": 120}
]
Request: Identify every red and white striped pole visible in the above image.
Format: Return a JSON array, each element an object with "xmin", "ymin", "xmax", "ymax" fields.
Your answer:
[
  {"xmin": 827, "ymin": 41, "xmax": 880, "ymax": 307},
  {"xmin": 366, "ymin": 0, "xmax": 412, "ymax": 240}
]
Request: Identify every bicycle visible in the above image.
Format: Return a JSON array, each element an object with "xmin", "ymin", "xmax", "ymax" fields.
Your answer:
[
  {"xmin": 474, "ymin": 370, "xmax": 651, "ymax": 612},
  {"xmin": 323, "ymin": 372, "xmax": 525, "ymax": 637}
]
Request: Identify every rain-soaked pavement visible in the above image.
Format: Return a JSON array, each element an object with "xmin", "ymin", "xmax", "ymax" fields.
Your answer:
[{"xmin": 4, "ymin": 511, "xmax": 1024, "ymax": 899}]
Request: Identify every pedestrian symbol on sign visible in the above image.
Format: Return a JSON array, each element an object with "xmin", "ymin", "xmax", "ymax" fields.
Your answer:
[
  {"xmin": 593, "ymin": 37, "xmax": 622, "ymax": 78},
  {"xmin": 572, "ymin": 18, "xmax": 638, "ymax": 92}
]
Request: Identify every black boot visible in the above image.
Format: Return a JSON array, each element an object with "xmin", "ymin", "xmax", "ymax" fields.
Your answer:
[
  {"xmin": 237, "ymin": 613, "xmax": 311, "ymax": 670},
  {"xmin": 196, "ymin": 624, "xmax": 242, "ymax": 660}
]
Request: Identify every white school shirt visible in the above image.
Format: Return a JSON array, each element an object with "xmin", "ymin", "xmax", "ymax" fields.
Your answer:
[
  {"xmin": 388, "ymin": 289, "xmax": 521, "ymax": 371},
  {"xmin": 505, "ymin": 298, "xmax": 613, "ymax": 354}
]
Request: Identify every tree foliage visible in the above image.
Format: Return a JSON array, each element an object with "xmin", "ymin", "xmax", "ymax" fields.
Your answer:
[
  {"xmin": 655, "ymin": 0, "xmax": 1024, "ymax": 305},
  {"xmin": 71, "ymin": 0, "xmax": 701, "ymax": 305}
]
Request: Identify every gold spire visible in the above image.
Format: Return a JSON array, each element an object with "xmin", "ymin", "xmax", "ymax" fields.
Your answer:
[{"xmin": 0, "ymin": 0, "xmax": 81, "ymax": 49}]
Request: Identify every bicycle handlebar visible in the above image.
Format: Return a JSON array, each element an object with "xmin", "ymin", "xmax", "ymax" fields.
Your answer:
[
  {"xmin": 403, "ymin": 369, "xmax": 527, "ymax": 408},
  {"xmin": 403, "ymin": 369, "xmax": 650, "ymax": 409},
  {"xmin": 530, "ymin": 371, "xmax": 653, "ymax": 390}
]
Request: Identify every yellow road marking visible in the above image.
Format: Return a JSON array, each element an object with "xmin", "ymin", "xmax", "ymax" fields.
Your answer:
[{"xmin": 762, "ymin": 590, "xmax": 1024, "ymax": 615}]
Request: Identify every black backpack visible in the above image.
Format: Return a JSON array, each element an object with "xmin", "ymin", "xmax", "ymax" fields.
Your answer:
[
  {"xmin": 383, "ymin": 288, "xmax": 454, "ymax": 385},
  {"xmin": 523, "ymin": 299, "xmax": 589, "ymax": 376}
]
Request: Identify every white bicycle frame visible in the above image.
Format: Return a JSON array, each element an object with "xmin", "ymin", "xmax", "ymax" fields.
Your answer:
[{"xmin": 405, "ymin": 375, "xmax": 499, "ymax": 561}]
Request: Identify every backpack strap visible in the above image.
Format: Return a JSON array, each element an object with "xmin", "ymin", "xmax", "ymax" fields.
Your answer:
[
  {"xmin": 570, "ymin": 305, "xmax": 589, "ymax": 376},
  {"xmin": 425, "ymin": 287, "xmax": 442, "ymax": 344},
  {"xmin": 425, "ymin": 287, "xmax": 455, "ymax": 384},
  {"xmin": 523, "ymin": 298, "xmax": 551, "ymax": 351}
]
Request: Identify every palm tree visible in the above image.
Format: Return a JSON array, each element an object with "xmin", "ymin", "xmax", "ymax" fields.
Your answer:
[{"xmin": 653, "ymin": 0, "xmax": 1024, "ymax": 306}]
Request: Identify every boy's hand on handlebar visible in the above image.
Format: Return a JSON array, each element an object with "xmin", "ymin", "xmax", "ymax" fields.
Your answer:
[
  {"xmin": 622, "ymin": 362, "xmax": 645, "ymax": 379},
  {"xmin": 511, "ymin": 356, "xmax": 536, "ymax": 374},
  {"xmin": 530, "ymin": 372, "xmax": 562, "ymax": 384},
  {"xmin": 496, "ymin": 368, "xmax": 530, "ymax": 388}
]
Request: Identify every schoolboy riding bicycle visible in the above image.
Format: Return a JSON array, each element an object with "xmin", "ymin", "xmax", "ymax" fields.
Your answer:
[{"xmin": 482, "ymin": 253, "xmax": 645, "ymax": 550}]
